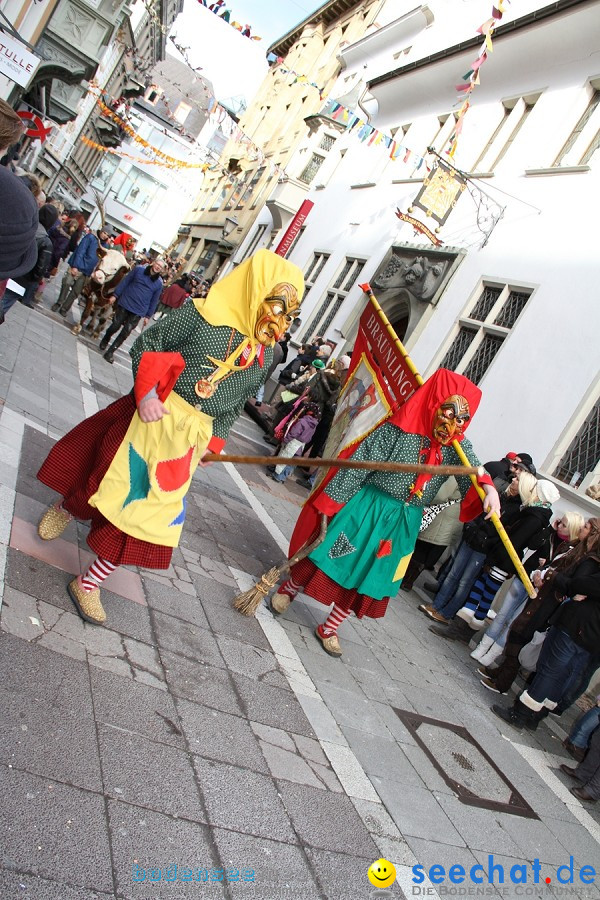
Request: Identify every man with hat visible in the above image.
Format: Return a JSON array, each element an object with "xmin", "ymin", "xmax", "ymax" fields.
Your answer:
[{"xmin": 52, "ymin": 225, "xmax": 111, "ymax": 317}]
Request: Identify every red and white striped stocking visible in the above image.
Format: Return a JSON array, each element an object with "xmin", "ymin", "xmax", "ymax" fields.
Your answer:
[
  {"xmin": 322, "ymin": 604, "xmax": 351, "ymax": 635},
  {"xmin": 80, "ymin": 557, "xmax": 117, "ymax": 592}
]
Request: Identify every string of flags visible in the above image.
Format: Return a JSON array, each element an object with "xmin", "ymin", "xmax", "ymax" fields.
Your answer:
[
  {"xmin": 447, "ymin": 0, "xmax": 509, "ymax": 158},
  {"xmin": 196, "ymin": 0, "xmax": 261, "ymax": 40},
  {"xmin": 323, "ymin": 99, "xmax": 429, "ymax": 168}
]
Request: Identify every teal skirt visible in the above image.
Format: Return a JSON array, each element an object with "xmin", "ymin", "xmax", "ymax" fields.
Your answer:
[{"xmin": 309, "ymin": 485, "xmax": 423, "ymax": 600}]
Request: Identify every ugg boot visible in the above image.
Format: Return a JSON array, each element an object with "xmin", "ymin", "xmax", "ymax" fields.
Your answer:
[
  {"xmin": 456, "ymin": 606, "xmax": 475, "ymax": 623},
  {"xmin": 470, "ymin": 634, "xmax": 495, "ymax": 661},
  {"xmin": 478, "ymin": 641, "xmax": 504, "ymax": 667}
]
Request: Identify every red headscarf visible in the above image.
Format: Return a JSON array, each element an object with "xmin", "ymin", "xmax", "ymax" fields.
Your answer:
[{"xmin": 389, "ymin": 369, "xmax": 481, "ymax": 499}]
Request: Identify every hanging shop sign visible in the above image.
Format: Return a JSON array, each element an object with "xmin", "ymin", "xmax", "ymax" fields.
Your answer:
[
  {"xmin": 17, "ymin": 110, "xmax": 52, "ymax": 142},
  {"xmin": 395, "ymin": 211, "xmax": 442, "ymax": 247},
  {"xmin": 411, "ymin": 160, "xmax": 467, "ymax": 227},
  {"xmin": 0, "ymin": 33, "xmax": 40, "ymax": 88}
]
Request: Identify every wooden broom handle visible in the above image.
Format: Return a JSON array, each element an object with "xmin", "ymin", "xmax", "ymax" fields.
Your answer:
[{"xmin": 203, "ymin": 453, "xmax": 483, "ymax": 477}]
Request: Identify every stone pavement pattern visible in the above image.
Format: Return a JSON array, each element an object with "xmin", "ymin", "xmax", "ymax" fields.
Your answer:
[{"xmin": 0, "ymin": 296, "xmax": 599, "ymax": 900}]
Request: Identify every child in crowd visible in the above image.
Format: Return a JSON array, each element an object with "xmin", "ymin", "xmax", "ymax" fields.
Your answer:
[{"xmin": 269, "ymin": 401, "xmax": 321, "ymax": 484}]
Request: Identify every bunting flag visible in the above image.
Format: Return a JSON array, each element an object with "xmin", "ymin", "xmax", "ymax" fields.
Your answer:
[
  {"xmin": 322, "ymin": 99, "xmax": 429, "ymax": 167},
  {"xmin": 446, "ymin": 0, "xmax": 510, "ymax": 158},
  {"xmin": 80, "ymin": 135, "xmax": 211, "ymax": 169},
  {"xmin": 196, "ymin": 0, "xmax": 261, "ymax": 40}
]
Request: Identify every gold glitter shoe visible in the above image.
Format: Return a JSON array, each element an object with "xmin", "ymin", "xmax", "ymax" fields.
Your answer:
[
  {"xmin": 37, "ymin": 503, "xmax": 73, "ymax": 540},
  {"xmin": 314, "ymin": 624, "xmax": 342, "ymax": 657},
  {"xmin": 67, "ymin": 577, "xmax": 106, "ymax": 625},
  {"xmin": 270, "ymin": 591, "xmax": 292, "ymax": 615}
]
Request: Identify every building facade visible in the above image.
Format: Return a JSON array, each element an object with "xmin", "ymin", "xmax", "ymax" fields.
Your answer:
[
  {"xmin": 254, "ymin": 0, "xmax": 599, "ymax": 514},
  {"xmin": 176, "ymin": 0, "xmax": 391, "ymax": 280},
  {"xmin": 22, "ymin": 0, "xmax": 183, "ymax": 207},
  {"xmin": 80, "ymin": 55, "xmax": 212, "ymax": 252}
]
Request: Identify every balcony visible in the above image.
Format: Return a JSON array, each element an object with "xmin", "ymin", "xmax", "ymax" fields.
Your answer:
[{"xmin": 266, "ymin": 176, "xmax": 310, "ymax": 229}]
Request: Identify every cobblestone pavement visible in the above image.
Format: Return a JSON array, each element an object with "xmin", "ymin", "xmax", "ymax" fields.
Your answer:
[{"xmin": 0, "ymin": 288, "xmax": 599, "ymax": 900}]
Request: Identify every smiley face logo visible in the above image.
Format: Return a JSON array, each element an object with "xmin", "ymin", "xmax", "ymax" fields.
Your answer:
[{"xmin": 367, "ymin": 858, "xmax": 397, "ymax": 888}]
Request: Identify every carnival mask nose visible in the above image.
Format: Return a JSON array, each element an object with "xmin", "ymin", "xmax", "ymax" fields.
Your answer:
[
  {"xmin": 255, "ymin": 282, "xmax": 301, "ymax": 346},
  {"xmin": 432, "ymin": 394, "xmax": 470, "ymax": 444}
]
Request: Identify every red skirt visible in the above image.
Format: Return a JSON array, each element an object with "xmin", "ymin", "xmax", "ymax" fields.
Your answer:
[
  {"xmin": 37, "ymin": 393, "xmax": 172, "ymax": 569},
  {"xmin": 290, "ymin": 557, "xmax": 390, "ymax": 620}
]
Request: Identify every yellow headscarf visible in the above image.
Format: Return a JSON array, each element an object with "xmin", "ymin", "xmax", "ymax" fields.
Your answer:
[
  {"xmin": 192, "ymin": 249, "xmax": 304, "ymax": 379},
  {"xmin": 194, "ymin": 248, "xmax": 304, "ymax": 336}
]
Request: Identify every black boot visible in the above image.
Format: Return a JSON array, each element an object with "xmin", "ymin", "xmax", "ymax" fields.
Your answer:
[
  {"xmin": 429, "ymin": 618, "xmax": 472, "ymax": 642},
  {"xmin": 491, "ymin": 699, "xmax": 535, "ymax": 731},
  {"xmin": 401, "ymin": 560, "xmax": 425, "ymax": 592},
  {"xmin": 103, "ymin": 350, "xmax": 114, "ymax": 364}
]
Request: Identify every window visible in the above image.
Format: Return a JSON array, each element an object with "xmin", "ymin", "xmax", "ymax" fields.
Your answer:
[
  {"xmin": 554, "ymin": 88, "xmax": 600, "ymax": 166},
  {"xmin": 303, "ymin": 252, "xmax": 330, "ymax": 301},
  {"xmin": 475, "ymin": 94, "xmax": 541, "ymax": 171},
  {"xmin": 238, "ymin": 166, "xmax": 265, "ymax": 208},
  {"xmin": 299, "ymin": 153, "xmax": 325, "ymax": 185},
  {"xmin": 439, "ymin": 283, "xmax": 532, "ymax": 385},
  {"xmin": 210, "ymin": 185, "xmax": 228, "ymax": 210},
  {"xmin": 319, "ymin": 134, "xmax": 336, "ymax": 152},
  {"xmin": 554, "ymin": 397, "xmax": 600, "ymax": 488},
  {"xmin": 174, "ymin": 102, "xmax": 191, "ymax": 125},
  {"xmin": 240, "ymin": 224, "xmax": 267, "ymax": 262},
  {"xmin": 284, "ymin": 225, "xmax": 305, "ymax": 258},
  {"xmin": 303, "ymin": 257, "xmax": 364, "ymax": 342}
]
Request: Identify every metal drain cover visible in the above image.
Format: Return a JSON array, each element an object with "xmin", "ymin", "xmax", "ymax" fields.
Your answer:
[{"xmin": 394, "ymin": 708, "xmax": 538, "ymax": 819}]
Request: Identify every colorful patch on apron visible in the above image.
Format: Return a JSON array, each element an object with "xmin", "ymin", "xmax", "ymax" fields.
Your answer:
[
  {"xmin": 156, "ymin": 446, "xmax": 194, "ymax": 492},
  {"xmin": 122, "ymin": 443, "xmax": 151, "ymax": 508},
  {"xmin": 169, "ymin": 496, "xmax": 187, "ymax": 527},
  {"xmin": 328, "ymin": 532, "xmax": 357, "ymax": 560}
]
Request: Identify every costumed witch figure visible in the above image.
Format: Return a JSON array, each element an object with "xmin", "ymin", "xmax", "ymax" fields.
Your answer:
[
  {"xmin": 270, "ymin": 369, "xmax": 501, "ymax": 657},
  {"xmin": 36, "ymin": 249, "xmax": 303, "ymax": 625}
]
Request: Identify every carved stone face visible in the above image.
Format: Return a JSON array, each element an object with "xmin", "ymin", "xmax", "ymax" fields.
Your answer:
[
  {"xmin": 432, "ymin": 394, "xmax": 470, "ymax": 444},
  {"xmin": 254, "ymin": 282, "xmax": 301, "ymax": 345}
]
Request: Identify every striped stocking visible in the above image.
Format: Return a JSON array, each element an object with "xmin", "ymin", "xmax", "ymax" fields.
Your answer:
[
  {"xmin": 322, "ymin": 604, "xmax": 351, "ymax": 635},
  {"xmin": 278, "ymin": 576, "xmax": 303, "ymax": 600},
  {"xmin": 80, "ymin": 557, "xmax": 117, "ymax": 592}
]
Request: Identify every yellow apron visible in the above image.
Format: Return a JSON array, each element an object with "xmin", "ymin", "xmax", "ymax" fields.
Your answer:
[{"xmin": 89, "ymin": 392, "xmax": 213, "ymax": 547}]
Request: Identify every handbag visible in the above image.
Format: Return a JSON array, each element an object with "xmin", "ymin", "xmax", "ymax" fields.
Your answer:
[{"xmin": 518, "ymin": 630, "xmax": 547, "ymax": 671}]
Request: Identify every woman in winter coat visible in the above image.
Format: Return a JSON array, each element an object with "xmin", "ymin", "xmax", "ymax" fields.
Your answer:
[
  {"xmin": 474, "ymin": 509, "xmax": 583, "ymax": 668},
  {"xmin": 400, "ymin": 478, "xmax": 463, "ymax": 591},
  {"xmin": 155, "ymin": 276, "xmax": 189, "ymax": 318},
  {"xmin": 1, "ymin": 204, "xmax": 55, "ymax": 315},
  {"xmin": 268, "ymin": 401, "xmax": 321, "ymax": 483},
  {"xmin": 458, "ymin": 476, "xmax": 559, "ymax": 627},
  {"xmin": 483, "ymin": 518, "xmax": 600, "ymax": 700},
  {"xmin": 492, "ymin": 517, "xmax": 600, "ymax": 730}
]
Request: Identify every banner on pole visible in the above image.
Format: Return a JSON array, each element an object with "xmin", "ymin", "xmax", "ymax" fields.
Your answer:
[{"xmin": 317, "ymin": 293, "xmax": 420, "ymax": 480}]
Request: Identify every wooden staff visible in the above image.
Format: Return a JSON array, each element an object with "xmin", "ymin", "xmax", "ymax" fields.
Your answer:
[
  {"xmin": 203, "ymin": 453, "xmax": 483, "ymax": 478},
  {"xmin": 362, "ymin": 284, "xmax": 536, "ymax": 599}
]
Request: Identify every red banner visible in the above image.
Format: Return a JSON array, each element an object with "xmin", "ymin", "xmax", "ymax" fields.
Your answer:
[
  {"xmin": 358, "ymin": 296, "xmax": 419, "ymax": 405},
  {"xmin": 274, "ymin": 200, "xmax": 314, "ymax": 257}
]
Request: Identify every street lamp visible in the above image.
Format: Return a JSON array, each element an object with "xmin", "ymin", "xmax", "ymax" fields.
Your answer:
[{"xmin": 222, "ymin": 215, "xmax": 238, "ymax": 240}]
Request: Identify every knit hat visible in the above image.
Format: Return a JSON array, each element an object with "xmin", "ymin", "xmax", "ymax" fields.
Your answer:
[
  {"xmin": 536, "ymin": 480, "xmax": 560, "ymax": 505},
  {"xmin": 39, "ymin": 203, "xmax": 59, "ymax": 232},
  {"xmin": 517, "ymin": 452, "xmax": 534, "ymax": 466},
  {"xmin": 0, "ymin": 166, "xmax": 39, "ymax": 280},
  {"xmin": 505, "ymin": 452, "xmax": 518, "ymax": 461}
]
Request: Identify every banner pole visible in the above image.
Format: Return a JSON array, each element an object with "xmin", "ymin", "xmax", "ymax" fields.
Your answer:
[{"xmin": 358, "ymin": 283, "xmax": 535, "ymax": 599}]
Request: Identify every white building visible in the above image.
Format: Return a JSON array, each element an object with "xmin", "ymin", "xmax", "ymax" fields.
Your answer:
[{"xmin": 235, "ymin": 0, "xmax": 600, "ymax": 516}]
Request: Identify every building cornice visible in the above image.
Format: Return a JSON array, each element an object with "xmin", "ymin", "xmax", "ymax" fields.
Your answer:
[
  {"xmin": 368, "ymin": 0, "xmax": 593, "ymax": 89},
  {"xmin": 268, "ymin": 0, "xmax": 365, "ymax": 56}
]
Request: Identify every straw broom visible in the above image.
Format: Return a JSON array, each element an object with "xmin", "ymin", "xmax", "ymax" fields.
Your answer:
[
  {"xmin": 233, "ymin": 513, "xmax": 329, "ymax": 615},
  {"xmin": 214, "ymin": 456, "xmax": 482, "ymax": 616}
]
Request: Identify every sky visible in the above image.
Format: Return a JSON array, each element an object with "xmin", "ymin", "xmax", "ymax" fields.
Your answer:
[{"xmin": 168, "ymin": 0, "xmax": 325, "ymax": 104}]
